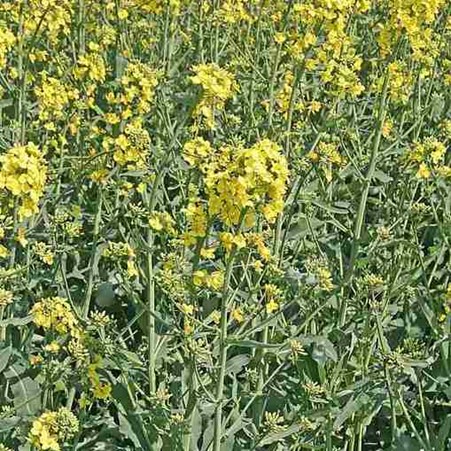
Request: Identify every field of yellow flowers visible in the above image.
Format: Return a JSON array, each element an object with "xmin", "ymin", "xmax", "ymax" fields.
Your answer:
[{"xmin": 0, "ymin": 0, "xmax": 451, "ymax": 450}]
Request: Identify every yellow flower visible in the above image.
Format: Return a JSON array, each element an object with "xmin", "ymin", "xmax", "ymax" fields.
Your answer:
[
  {"xmin": 231, "ymin": 308, "xmax": 244, "ymax": 323},
  {"xmin": 183, "ymin": 137, "xmax": 212, "ymax": 168},
  {"xmin": 34, "ymin": 72, "xmax": 79, "ymax": 125},
  {"xmin": 416, "ymin": 162, "xmax": 431, "ymax": 179},
  {"xmin": 110, "ymin": 122, "xmax": 151, "ymax": 169},
  {"xmin": 148, "ymin": 211, "xmax": 176, "ymax": 235},
  {"xmin": 0, "ymin": 143, "xmax": 47, "ymax": 219},
  {"xmin": 210, "ymin": 310, "xmax": 221, "ymax": 324},
  {"xmin": 17, "ymin": 228, "xmax": 28, "ymax": 247},
  {"xmin": 30, "ymin": 297, "xmax": 79, "ymax": 336},
  {"xmin": 206, "ymin": 271, "xmax": 224, "ymax": 291},
  {"xmin": 118, "ymin": 8, "xmax": 129, "ymax": 19},
  {"xmin": 181, "ymin": 303, "xmax": 195, "ymax": 315},
  {"xmin": 266, "ymin": 299, "xmax": 279, "ymax": 314},
  {"xmin": 29, "ymin": 408, "xmax": 78, "ymax": 451},
  {"xmin": 317, "ymin": 267, "xmax": 334, "ymax": 292},
  {"xmin": 200, "ymin": 247, "xmax": 216, "ymax": 259},
  {"xmin": 34, "ymin": 242, "xmax": 54, "ymax": 265},
  {"xmin": 88, "ymin": 357, "xmax": 112, "ymax": 400},
  {"xmin": 0, "ymin": 245, "xmax": 9, "ymax": 259},
  {"xmin": 204, "ymin": 139, "xmax": 289, "ymax": 225},
  {"xmin": 182, "ymin": 201, "xmax": 208, "ymax": 245},
  {"xmin": 0, "ymin": 288, "xmax": 13, "ymax": 307},
  {"xmin": 193, "ymin": 270, "xmax": 207, "ymax": 287},
  {"xmin": 0, "ymin": 24, "xmax": 15, "ymax": 69},
  {"xmin": 119, "ymin": 61, "xmax": 159, "ymax": 115},
  {"xmin": 30, "ymin": 354, "xmax": 43, "ymax": 366},
  {"xmin": 44, "ymin": 341, "xmax": 61, "ymax": 353},
  {"xmin": 92, "ymin": 382, "xmax": 112, "ymax": 400},
  {"xmin": 126, "ymin": 260, "xmax": 139, "ymax": 278},
  {"xmin": 190, "ymin": 63, "xmax": 238, "ymax": 128},
  {"xmin": 219, "ymin": 232, "xmax": 234, "ymax": 253}
]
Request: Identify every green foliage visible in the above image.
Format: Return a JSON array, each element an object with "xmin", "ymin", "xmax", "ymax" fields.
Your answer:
[{"xmin": 0, "ymin": 0, "xmax": 451, "ymax": 450}]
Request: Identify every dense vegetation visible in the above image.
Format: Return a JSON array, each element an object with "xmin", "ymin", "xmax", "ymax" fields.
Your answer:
[{"xmin": 0, "ymin": 1, "xmax": 451, "ymax": 449}]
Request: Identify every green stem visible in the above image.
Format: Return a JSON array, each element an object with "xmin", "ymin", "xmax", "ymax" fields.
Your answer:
[
  {"xmin": 77, "ymin": 0, "xmax": 85, "ymax": 55},
  {"xmin": 375, "ymin": 312, "xmax": 398, "ymax": 443},
  {"xmin": 183, "ymin": 355, "xmax": 198, "ymax": 451},
  {"xmin": 82, "ymin": 188, "xmax": 103, "ymax": 318},
  {"xmin": 341, "ymin": 68, "xmax": 390, "ymax": 326},
  {"xmin": 146, "ymin": 226, "xmax": 156, "ymax": 393},
  {"xmin": 213, "ymin": 247, "xmax": 237, "ymax": 451}
]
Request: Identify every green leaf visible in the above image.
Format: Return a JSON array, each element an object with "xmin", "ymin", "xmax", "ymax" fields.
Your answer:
[
  {"xmin": 4, "ymin": 363, "xmax": 26, "ymax": 379},
  {"xmin": 311, "ymin": 199, "xmax": 349, "ymax": 214},
  {"xmin": 373, "ymin": 169, "xmax": 392, "ymax": 183},
  {"xmin": 287, "ymin": 216, "xmax": 322, "ymax": 239},
  {"xmin": 112, "ymin": 382, "xmax": 150, "ymax": 449},
  {"xmin": 0, "ymin": 315, "xmax": 32, "ymax": 327},
  {"xmin": 0, "ymin": 416, "xmax": 20, "ymax": 432},
  {"xmin": 95, "ymin": 282, "xmax": 116, "ymax": 308},
  {"xmin": 436, "ymin": 414, "xmax": 451, "ymax": 451},
  {"xmin": 11, "ymin": 376, "xmax": 41, "ymax": 416},
  {"xmin": 260, "ymin": 424, "xmax": 302, "ymax": 445},
  {"xmin": 225, "ymin": 355, "xmax": 250, "ymax": 375},
  {"xmin": 0, "ymin": 346, "xmax": 12, "ymax": 373},
  {"xmin": 226, "ymin": 338, "xmax": 282, "ymax": 349},
  {"xmin": 300, "ymin": 335, "xmax": 338, "ymax": 363}
]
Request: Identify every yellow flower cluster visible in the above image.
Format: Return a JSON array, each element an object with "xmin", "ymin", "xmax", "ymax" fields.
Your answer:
[
  {"xmin": 181, "ymin": 200, "xmax": 208, "ymax": 246},
  {"xmin": 307, "ymin": 142, "xmax": 345, "ymax": 182},
  {"xmin": 288, "ymin": 0, "xmax": 367, "ymax": 98},
  {"xmin": 34, "ymin": 73, "xmax": 79, "ymax": 128},
  {"xmin": 182, "ymin": 137, "xmax": 212, "ymax": 169},
  {"xmin": 306, "ymin": 259, "xmax": 334, "ymax": 292},
  {"xmin": 103, "ymin": 122, "xmax": 151, "ymax": 169},
  {"xmin": 190, "ymin": 63, "xmax": 238, "ymax": 128},
  {"xmin": 193, "ymin": 269, "xmax": 224, "ymax": 291},
  {"xmin": 386, "ymin": 61, "xmax": 414, "ymax": 103},
  {"xmin": 33, "ymin": 242, "xmax": 54, "ymax": 265},
  {"xmin": 23, "ymin": 0, "xmax": 73, "ymax": 44},
  {"xmin": 219, "ymin": 232, "xmax": 246, "ymax": 253},
  {"xmin": 0, "ymin": 244, "xmax": 8, "ymax": 259},
  {"xmin": 127, "ymin": 0, "xmax": 183, "ymax": 15},
  {"xmin": 149, "ymin": 211, "xmax": 176, "ymax": 235},
  {"xmin": 103, "ymin": 241, "xmax": 139, "ymax": 278},
  {"xmin": 274, "ymin": 71, "xmax": 297, "ymax": 118},
  {"xmin": 406, "ymin": 137, "xmax": 450, "ymax": 179},
  {"xmin": 74, "ymin": 49, "xmax": 107, "ymax": 86},
  {"xmin": 0, "ymin": 288, "xmax": 13, "ymax": 307},
  {"xmin": 264, "ymin": 284, "xmax": 281, "ymax": 314},
  {"xmin": 246, "ymin": 232, "xmax": 271, "ymax": 262},
  {"xmin": 103, "ymin": 241, "xmax": 135, "ymax": 259},
  {"xmin": 30, "ymin": 297, "xmax": 78, "ymax": 335},
  {"xmin": 184, "ymin": 138, "xmax": 289, "ymax": 227},
  {"xmin": 88, "ymin": 356, "xmax": 112, "ymax": 400},
  {"xmin": 216, "ymin": 0, "xmax": 253, "ymax": 25},
  {"xmin": 29, "ymin": 407, "xmax": 78, "ymax": 451},
  {"xmin": 0, "ymin": 24, "xmax": 15, "ymax": 69},
  {"xmin": 0, "ymin": 143, "xmax": 47, "ymax": 219},
  {"xmin": 120, "ymin": 61, "xmax": 159, "ymax": 115},
  {"xmin": 378, "ymin": 0, "xmax": 445, "ymax": 65}
]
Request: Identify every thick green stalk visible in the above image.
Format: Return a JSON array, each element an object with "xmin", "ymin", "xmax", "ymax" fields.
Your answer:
[
  {"xmin": 82, "ymin": 189, "xmax": 103, "ymax": 318},
  {"xmin": 182, "ymin": 356, "xmax": 198, "ymax": 451},
  {"xmin": 77, "ymin": 0, "xmax": 85, "ymax": 55},
  {"xmin": 146, "ymin": 227, "xmax": 156, "ymax": 393},
  {"xmin": 213, "ymin": 248, "xmax": 237, "ymax": 451},
  {"xmin": 17, "ymin": 1, "xmax": 27, "ymax": 145},
  {"xmin": 375, "ymin": 312, "xmax": 398, "ymax": 442},
  {"xmin": 340, "ymin": 70, "xmax": 390, "ymax": 326}
]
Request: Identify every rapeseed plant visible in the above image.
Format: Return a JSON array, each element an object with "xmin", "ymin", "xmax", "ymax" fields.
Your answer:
[{"xmin": 0, "ymin": 0, "xmax": 450, "ymax": 450}]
